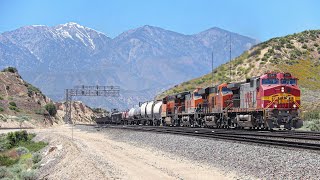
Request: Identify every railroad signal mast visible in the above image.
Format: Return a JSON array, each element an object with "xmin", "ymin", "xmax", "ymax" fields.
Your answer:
[{"xmin": 64, "ymin": 85, "xmax": 120, "ymax": 139}]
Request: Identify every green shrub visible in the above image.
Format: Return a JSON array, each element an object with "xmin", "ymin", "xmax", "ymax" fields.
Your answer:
[
  {"xmin": 286, "ymin": 43, "xmax": 294, "ymax": 49},
  {"xmin": 0, "ymin": 155, "xmax": 18, "ymax": 166},
  {"xmin": 26, "ymin": 83, "xmax": 42, "ymax": 96},
  {"xmin": 35, "ymin": 108, "xmax": 46, "ymax": 115},
  {"xmin": 268, "ymin": 48, "xmax": 275, "ymax": 54},
  {"xmin": 16, "ymin": 147, "xmax": 29, "ymax": 156},
  {"xmin": 32, "ymin": 153, "xmax": 41, "ymax": 164},
  {"xmin": 6, "ymin": 131, "xmax": 29, "ymax": 147},
  {"xmin": 307, "ymin": 119, "xmax": 320, "ymax": 131},
  {"xmin": 45, "ymin": 103, "xmax": 57, "ymax": 116},
  {"xmin": 18, "ymin": 141, "xmax": 47, "ymax": 152},
  {"xmin": 0, "ymin": 95, "xmax": 3, "ymax": 100},
  {"xmin": 0, "ymin": 166, "xmax": 9, "ymax": 178},
  {"xmin": 10, "ymin": 164, "xmax": 23, "ymax": 174},
  {"xmin": 0, "ymin": 107, "xmax": 4, "ymax": 112},
  {"xmin": 249, "ymin": 49, "xmax": 261, "ymax": 57},
  {"xmin": 9, "ymin": 102, "xmax": 16, "ymax": 107},
  {"xmin": 9, "ymin": 106, "xmax": 18, "ymax": 111},
  {"xmin": 1, "ymin": 67, "xmax": 17, "ymax": 73},
  {"xmin": 303, "ymin": 110, "xmax": 320, "ymax": 120},
  {"xmin": 302, "ymin": 44, "xmax": 308, "ymax": 49},
  {"xmin": 21, "ymin": 170, "xmax": 36, "ymax": 180}
]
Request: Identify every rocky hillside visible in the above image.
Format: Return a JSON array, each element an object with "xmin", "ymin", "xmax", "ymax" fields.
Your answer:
[
  {"xmin": 0, "ymin": 22, "xmax": 258, "ymax": 109},
  {"xmin": 158, "ymin": 30, "xmax": 320, "ymax": 111},
  {"xmin": 0, "ymin": 67, "xmax": 96, "ymax": 127}
]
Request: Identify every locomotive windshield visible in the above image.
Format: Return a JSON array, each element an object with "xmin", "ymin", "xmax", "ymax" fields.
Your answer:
[
  {"xmin": 194, "ymin": 92, "xmax": 201, "ymax": 97},
  {"xmin": 262, "ymin": 78, "xmax": 279, "ymax": 85},
  {"xmin": 281, "ymin": 79, "xmax": 297, "ymax": 85},
  {"xmin": 221, "ymin": 87, "xmax": 232, "ymax": 94}
]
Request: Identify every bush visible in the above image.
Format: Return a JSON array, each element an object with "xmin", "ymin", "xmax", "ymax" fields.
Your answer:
[
  {"xmin": 0, "ymin": 107, "xmax": 3, "ymax": 112},
  {"xmin": 16, "ymin": 147, "xmax": 29, "ymax": 156},
  {"xmin": 9, "ymin": 106, "xmax": 19, "ymax": 111},
  {"xmin": 18, "ymin": 141, "xmax": 47, "ymax": 152},
  {"xmin": 0, "ymin": 167, "xmax": 7, "ymax": 178},
  {"xmin": 45, "ymin": 103, "xmax": 57, "ymax": 116},
  {"xmin": 286, "ymin": 43, "xmax": 294, "ymax": 49},
  {"xmin": 302, "ymin": 44, "xmax": 308, "ymax": 49},
  {"xmin": 26, "ymin": 83, "xmax": 42, "ymax": 96},
  {"xmin": 0, "ymin": 155, "xmax": 18, "ymax": 166},
  {"xmin": 9, "ymin": 102, "xmax": 17, "ymax": 107},
  {"xmin": 307, "ymin": 119, "xmax": 320, "ymax": 131},
  {"xmin": 20, "ymin": 170, "xmax": 36, "ymax": 180},
  {"xmin": 7, "ymin": 131, "xmax": 28, "ymax": 147},
  {"xmin": 2, "ymin": 67, "xmax": 17, "ymax": 73},
  {"xmin": 35, "ymin": 108, "xmax": 46, "ymax": 115},
  {"xmin": 32, "ymin": 153, "xmax": 41, "ymax": 164}
]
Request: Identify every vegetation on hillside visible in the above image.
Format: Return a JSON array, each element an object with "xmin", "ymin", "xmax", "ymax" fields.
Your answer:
[
  {"xmin": 158, "ymin": 30, "xmax": 320, "ymax": 96},
  {"xmin": 0, "ymin": 130, "xmax": 47, "ymax": 179},
  {"xmin": 156, "ymin": 30, "xmax": 320, "ymax": 129},
  {"xmin": 44, "ymin": 103, "xmax": 57, "ymax": 116},
  {"xmin": 1, "ymin": 67, "xmax": 18, "ymax": 73}
]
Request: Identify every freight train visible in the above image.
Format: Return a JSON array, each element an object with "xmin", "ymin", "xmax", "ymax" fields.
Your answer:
[{"xmin": 98, "ymin": 72, "xmax": 303, "ymax": 130}]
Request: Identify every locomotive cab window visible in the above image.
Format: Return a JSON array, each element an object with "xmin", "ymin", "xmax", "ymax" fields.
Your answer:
[
  {"xmin": 281, "ymin": 79, "xmax": 297, "ymax": 85},
  {"xmin": 262, "ymin": 78, "xmax": 279, "ymax": 85},
  {"xmin": 221, "ymin": 87, "xmax": 232, "ymax": 94}
]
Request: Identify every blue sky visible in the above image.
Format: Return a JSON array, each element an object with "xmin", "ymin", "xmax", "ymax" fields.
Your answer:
[{"xmin": 0, "ymin": 0, "xmax": 319, "ymax": 41}]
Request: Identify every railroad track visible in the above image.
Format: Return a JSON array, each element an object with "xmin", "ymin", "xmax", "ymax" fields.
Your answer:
[{"xmin": 101, "ymin": 125, "xmax": 320, "ymax": 151}]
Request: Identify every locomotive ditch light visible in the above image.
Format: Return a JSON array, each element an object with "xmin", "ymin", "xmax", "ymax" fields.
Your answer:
[
  {"xmin": 281, "ymin": 87, "xmax": 285, "ymax": 92},
  {"xmin": 274, "ymin": 104, "xmax": 277, "ymax": 108},
  {"xmin": 293, "ymin": 104, "xmax": 297, "ymax": 108}
]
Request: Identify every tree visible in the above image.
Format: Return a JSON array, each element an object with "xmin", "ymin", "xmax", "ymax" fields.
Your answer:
[{"xmin": 44, "ymin": 103, "xmax": 57, "ymax": 116}]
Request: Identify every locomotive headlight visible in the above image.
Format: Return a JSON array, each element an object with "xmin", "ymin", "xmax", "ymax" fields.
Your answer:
[
  {"xmin": 281, "ymin": 87, "xmax": 285, "ymax": 92},
  {"xmin": 293, "ymin": 104, "xmax": 297, "ymax": 108}
]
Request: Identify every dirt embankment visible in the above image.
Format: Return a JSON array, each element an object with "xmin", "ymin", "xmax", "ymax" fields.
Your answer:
[{"xmin": 32, "ymin": 125, "xmax": 235, "ymax": 180}]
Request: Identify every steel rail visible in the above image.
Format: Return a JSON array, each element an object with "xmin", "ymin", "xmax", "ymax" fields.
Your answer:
[{"xmin": 107, "ymin": 125, "xmax": 320, "ymax": 151}]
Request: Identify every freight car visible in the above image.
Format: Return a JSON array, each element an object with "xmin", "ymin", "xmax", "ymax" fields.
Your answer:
[{"xmin": 117, "ymin": 72, "xmax": 303, "ymax": 130}]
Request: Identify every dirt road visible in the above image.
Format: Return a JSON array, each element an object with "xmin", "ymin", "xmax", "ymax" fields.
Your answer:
[{"xmin": 32, "ymin": 125, "xmax": 236, "ymax": 180}]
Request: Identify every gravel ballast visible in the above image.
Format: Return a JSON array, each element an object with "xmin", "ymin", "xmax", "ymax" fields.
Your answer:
[{"xmin": 78, "ymin": 126, "xmax": 320, "ymax": 179}]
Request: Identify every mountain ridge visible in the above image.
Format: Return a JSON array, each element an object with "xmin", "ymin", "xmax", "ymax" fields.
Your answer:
[{"xmin": 0, "ymin": 22, "xmax": 258, "ymax": 109}]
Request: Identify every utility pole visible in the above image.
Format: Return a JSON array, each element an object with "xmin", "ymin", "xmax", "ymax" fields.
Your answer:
[
  {"xmin": 229, "ymin": 33, "xmax": 232, "ymax": 82},
  {"xmin": 212, "ymin": 51, "xmax": 214, "ymax": 86}
]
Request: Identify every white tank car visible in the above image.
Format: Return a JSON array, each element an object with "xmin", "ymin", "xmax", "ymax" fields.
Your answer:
[
  {"xmin": 128, "ymin": 108, "xmax": 135, "ymax": 118},
  {"xmin": 134, "ymin": 107, "xmax": 141, "ymax": 118},
  {"xmin": 140, "ymin": 102, "xmax": 148, "ymax": 118},
  {"xmin": 152, "ymin": 101, "xmax": 162, "ymax": 119},
  {"xmin": 146, "ymin": 101, "xmax": 154, "ymax": 118}
]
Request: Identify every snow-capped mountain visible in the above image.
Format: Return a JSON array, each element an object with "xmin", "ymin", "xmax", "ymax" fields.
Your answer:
[{"xmin": 0, "ymin": 22, "xmax": 258, "ymax": 109}]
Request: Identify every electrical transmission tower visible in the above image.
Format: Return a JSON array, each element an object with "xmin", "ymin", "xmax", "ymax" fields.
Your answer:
[{"xmin": 64, "ymin": 85, "xmax": 120, "ymax": 123}]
